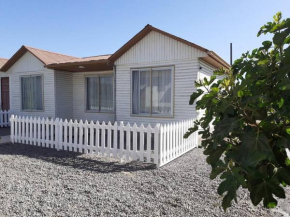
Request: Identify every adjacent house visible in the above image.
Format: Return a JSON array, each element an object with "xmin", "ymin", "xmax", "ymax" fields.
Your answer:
[
  {"xmin": 0, "ymin": 58, "xmax": 9, "ymax": 111},
  {"xmin": 0, "ymin": 25, "xmax": 230, "ymax": 126}
]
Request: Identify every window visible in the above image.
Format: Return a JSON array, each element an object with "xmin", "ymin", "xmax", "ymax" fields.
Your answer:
[
  {"xmin": 132, "ymin": 66, "xmax": 173, "ymax": 117},
  {"xmin": 21, "ymin": 75, "xmax": 43, "ymax": 111},
  {"xmin": 86, "ymin": 75, "xmax": 114, "ymax": 112}
]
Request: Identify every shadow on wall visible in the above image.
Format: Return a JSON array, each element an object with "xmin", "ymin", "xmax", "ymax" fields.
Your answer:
[{"xmin": 0, "ymin": 143, "xmax": 156, "ymax": 173}]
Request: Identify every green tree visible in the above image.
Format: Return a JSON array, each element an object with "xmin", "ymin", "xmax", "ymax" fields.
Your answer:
[{"xmin": 185, "ymin": 12, "xmax": 290, "ymax": 211}]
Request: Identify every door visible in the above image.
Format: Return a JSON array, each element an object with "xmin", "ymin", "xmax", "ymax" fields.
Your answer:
[{"xmin": 1, "ymin": 77, "xmax": 9, "ymax": 111}]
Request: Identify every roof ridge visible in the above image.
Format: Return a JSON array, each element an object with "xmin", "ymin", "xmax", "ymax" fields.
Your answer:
[
  {"xmin": 24, "ymin": 45, "xmax": 79, "ymax": 59},
  {"xmin": 82, "ymin": 54, "xmax": 112, "ymax": 59}
]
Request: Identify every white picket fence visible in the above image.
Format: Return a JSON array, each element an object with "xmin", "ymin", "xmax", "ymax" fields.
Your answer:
[
  {"xmin": 10, "ymin": 115, "xmax": 198, "ymax": 167},
  {"xmin": 0, "ymin": 110, "xmax": 10, "ymax": 127}
]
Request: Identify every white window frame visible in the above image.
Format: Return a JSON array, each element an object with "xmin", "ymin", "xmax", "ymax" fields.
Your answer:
[
  {"xmin": 85, "ymin": 74, "xmax": 114, "ymax": 113},
  {"xmin": 20, "ymin": 74, "xmax": 44, "ymax": 112},
  {"xmin": 130, "ymin": 66, "xmax": 174, "ymax": 118}
]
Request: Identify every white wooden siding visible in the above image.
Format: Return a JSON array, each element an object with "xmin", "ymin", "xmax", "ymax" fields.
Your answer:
[
  {"xmin": 55, "ymin": 71, "xmax": 73, "ymax": 120},
  {"xmin": 115, "ymin": 59, "xmax": 200, "ymax": 126},
  {"xmin": 8, "ymin": 52, "xmax": 56, "ymax": 118},
  {"xmin": 72, "ymin": 70, "xmax": 115, "ymax": 123},
  {"xmin": 114, "ymin": 30, "xmax": 212, "ymax": 126},
  {"xmin": 115, "ymin": 31, "xmax": 207, "ymax": 65}
]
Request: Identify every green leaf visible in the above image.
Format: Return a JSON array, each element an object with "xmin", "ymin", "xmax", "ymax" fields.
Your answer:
[
  {"xmin": 276, "ymin": 168, "xmax": 290, "ymax": 185},
  {"xmin": 286, "ymin": 128, "xmax": 290, "ymax": 135},
  {"xmin": 217, "ymin": 169, "xmax": 245, "ymax": 211},
  {"xmin": 189, "ymin": 89, "xmax": 203, "ymax": 105},
  {"xmin": 278, "ymin": 79, "xmax": 290, "ymax": 90},
  {"xmin": 249, "ymin": 179, "xmax": 285, "ymax": 208},
  {"xmin": 273, "ymin": 29, "xmax": 290, "ymax": 45}
]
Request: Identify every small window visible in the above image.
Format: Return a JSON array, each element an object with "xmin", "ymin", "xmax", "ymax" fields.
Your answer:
[
  {"xmin": 86, "ymin": 75, "xmax": 114, "ymax": 112},
  {"xmin": 21, "ymin": 75, "xmax": 43, "ymax": 111},
  {"xmin": 131, "ymin": 67, "xmax": 173, "ymax": 117}
]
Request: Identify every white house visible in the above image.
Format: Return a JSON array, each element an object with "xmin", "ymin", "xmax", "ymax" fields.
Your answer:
[
  {"xmin": 0, "ymin": 58, "xmax": 9, "ymax": 111},
  {"xmin": 1, "ymin": 25, "xmax": 230, "ymax": 126}
]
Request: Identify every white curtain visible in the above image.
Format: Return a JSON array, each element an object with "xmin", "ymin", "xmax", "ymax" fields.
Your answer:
[
  {"xmin": 86, "ymin": 77, "xmax": 99, "ymax": 110},
  {"xmin": 139, "ymin": 70, "xmax": 151, "ymax": 114},
  {"xmin": 152, "ymin": 69, "xmax": 172, "ymax": 115},
  {"xmin": 100, "ymin": 76, "xmax": 113, "ymax": 111},
  {"xmin": 21, "ymin": 76, "xmax": 43, "ymax": 110},
  {"xmin": 132, "ymin": 71, "xmax": 139, "ymax": 114}
]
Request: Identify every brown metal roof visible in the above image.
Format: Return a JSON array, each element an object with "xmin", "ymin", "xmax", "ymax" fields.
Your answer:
[
  {"xmin": 1, "ymin": 45, "xmax": 80, "ymax": 72},
  {"xmin": 0, "ymin": 58, "xmax": 8, "ymax": 69},
  {"xmin": 46, "ymin": 54, "xmax": 112, "ymax": 72},
  {"xmin": 109, "ymin": 24, "xmax": 230, "ymax": 69}
]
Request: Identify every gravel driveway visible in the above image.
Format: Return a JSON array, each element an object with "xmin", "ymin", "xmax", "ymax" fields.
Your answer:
[{"xmin": 0, "ymin": 142, "xmax": 287, "ymax": 216}]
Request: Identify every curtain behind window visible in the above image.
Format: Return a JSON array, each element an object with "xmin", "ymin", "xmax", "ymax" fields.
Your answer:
[
  {"xmin": 132, "ymin": 71, "xmax": 140, "ymax": 114},
  {"xmin": 139, "ymin": 71, "xmax": 151, "ymax": 114},
  {"xmin": 21, "ymin": 76, "xmax": 43, "ymax": 110},
  {"xmin": 86, "ymin": 77, "xmax": 99, "ymax": 111},
  {"xmin": 152, "ymin": 69, "xmax": 172, "ymax": 115},
  {"xmin": 100, "ymin": 76, "xmax": 113, "ymax": 111}
]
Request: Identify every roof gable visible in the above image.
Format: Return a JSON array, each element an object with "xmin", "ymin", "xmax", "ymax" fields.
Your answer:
[
  {"xmin": 109, "ymin": 25, "xmax": 230, "ymax": 69},
  {"xmin": 1, "ymin": 45, "xmax": 79, "ymax": 72}
]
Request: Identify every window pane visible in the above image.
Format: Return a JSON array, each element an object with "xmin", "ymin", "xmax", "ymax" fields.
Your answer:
[
  {"xmin": 152, "ymin": 69, "xmax": 172, "ymax": 115},
  {"xmin": 31, "ymin": 76, "xmax": 43, "ymax": 110},
  {"xmin": 21, "ymin": 76, "xmax": 43, "ymax": 110},
  {"xmin": 140, "ymin": 70, "xmax": 151, "ymax": 114},
  {"xmin": 86, "ymin": 77, "xmax": 99, "ymax": 110},
  {"xmin": 100, "ymin": 76, "xmax": 113, "ymax": 111},
  {"xmin": 132, "ymin": 71, "xmax": 139, "ymax": 114},
  {"xmin": 21, "ymin": 77, "xmax": 32, "ymax": 110}
]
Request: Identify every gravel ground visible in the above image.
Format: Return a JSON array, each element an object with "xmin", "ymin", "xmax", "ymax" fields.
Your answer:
[{"xmin": 0, "ymin": 143, "xmax": 288, "ymax": 217}]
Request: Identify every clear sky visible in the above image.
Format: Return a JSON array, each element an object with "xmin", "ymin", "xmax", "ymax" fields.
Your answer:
[{"xmin": 0, "ymin": 0, "xmax": 290, "ymax": 63}]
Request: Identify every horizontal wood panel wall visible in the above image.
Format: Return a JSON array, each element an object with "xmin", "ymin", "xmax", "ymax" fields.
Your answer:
[
  {"xmin": 8, "ymin": 52, "xmax": 56, "ymax": 118},
  {"xmin": 72, "ymin": 70, "xmax": 115, "ymax": 123},
  {"xmin": 55, "ymin": 70, "xmax": 73, "ymax": 120},
  {"xmin": 115, "ymin": 30, "xmax": 211, "ymax": 126}
]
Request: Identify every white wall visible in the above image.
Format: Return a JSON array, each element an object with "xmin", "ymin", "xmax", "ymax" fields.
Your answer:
[
  {"xmin": 72, "ymin": 70, "xmax": 115, "ymax": 123},
  {"xmin": 115, "ymin": 30, "xmax": 211, "ymax": 126},
  {"xmin": 8, "ymin": 52, "xmax": 56, "ymax": 118},
  {"xmin": 55, "ymin": 71, "xmax": 73, "ymax": 120}
]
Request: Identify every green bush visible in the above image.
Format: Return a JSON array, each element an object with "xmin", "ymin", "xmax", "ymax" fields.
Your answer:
[{"xmin": 185, "ymin": 12, "xmax": 290, "ymax": 211}]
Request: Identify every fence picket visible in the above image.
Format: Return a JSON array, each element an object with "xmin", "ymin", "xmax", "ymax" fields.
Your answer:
[
  {"xmin": 84, "ymin": 120, "xmax": 89, "ymax": 154},
  {"xmin": 89, "ymin": 120, "xmax": 94, "ymax": 154},
  {"xmin": 146, "ymin": 124, "xmax": 152, "ymax": 163},
  {"xmin": 68, "ymin": 120, "xmax": 73, "ymax": 151},
  {"xmin": 95, "ymin": 121, "xmax": 100, "ymax": 154},
  {"xmin": 113, "ymin": 122, "xmax": 118, "ymax": 158},
  {"xmin": 125, "ymin": 123, "xmax": 131, "ymax": 161},
  {"xmin": 10, "ymin": 115, "xmax": 14, "ymax": 143},
  {"xmin": 119, "ymin": 122, "xmax": 124, "ymax": 159},
  {"xmin": 41, "ymin": 118, "xmax": 45, "ymax": 147},
  {"xmin": 73, "ymin": 120, "xmax": 78, "ymax": 152},
  {"xmin": 139, "ymin": 124, "xmax": 145, "ymax": 162},
  {"xmin": 132, "ymin": 123, "xmax": 137, "ymax": 161},
  {"xmin": 107, "ymin": 121, "xmax": 112, "ymax": 157},
  {"xmin": 101, "ymin": 121, "xmax": 106, "ymax": 156}
]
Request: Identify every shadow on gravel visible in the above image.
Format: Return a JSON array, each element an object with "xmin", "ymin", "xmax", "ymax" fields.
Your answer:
[{"xmin": 0, "ymin": 143, "xmax": 156, "ymax": 173}]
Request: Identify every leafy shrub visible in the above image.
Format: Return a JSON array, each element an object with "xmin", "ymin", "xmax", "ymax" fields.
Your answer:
[{"xmin": 185, "ymin": 12, "xmax": 290, "ymax": 211}]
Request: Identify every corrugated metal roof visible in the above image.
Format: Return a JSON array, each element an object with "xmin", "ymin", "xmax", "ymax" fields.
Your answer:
[
  {"xmin": 25, "ymin": 46, "xmax": 80, "ymax": 64},
  {"xmin": 0, "ymin": 58, "xmax": 8, "ymax": 69},
  {"xmin": 47, "ymin": 54, "xmax": 111, "ymax": 66}
]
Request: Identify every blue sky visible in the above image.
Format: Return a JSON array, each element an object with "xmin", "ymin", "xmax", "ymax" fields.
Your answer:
[{"xmin": 0, "ymin": 0, "xmax": 290, "ymax": 63}]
